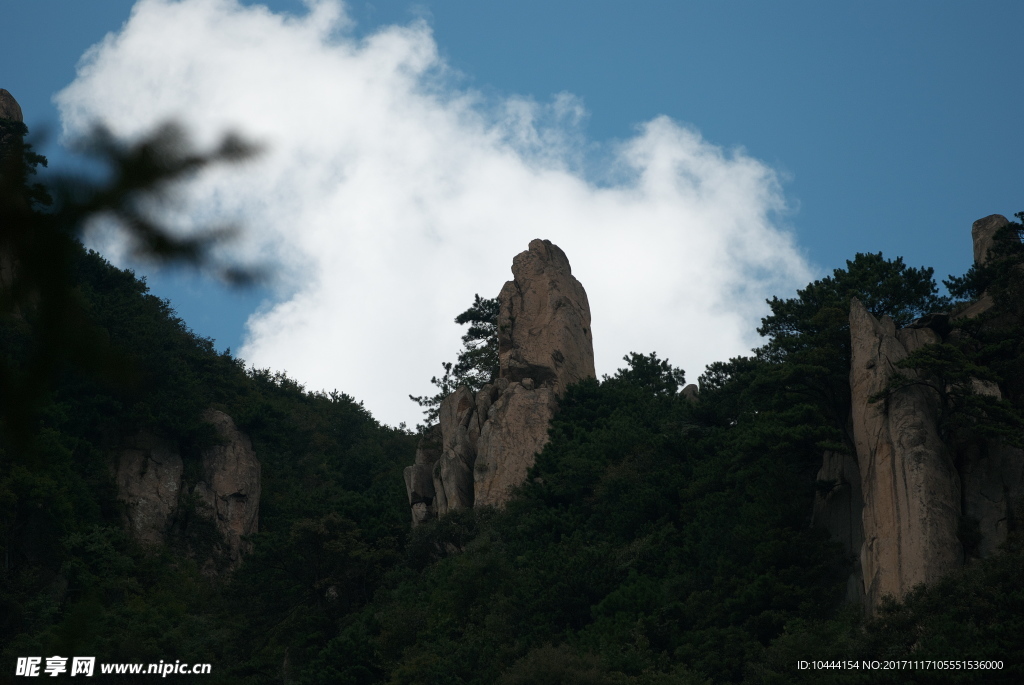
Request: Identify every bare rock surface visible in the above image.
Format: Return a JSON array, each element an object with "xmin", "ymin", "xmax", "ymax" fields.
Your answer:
[
  {"xmin": 0, "ymin": 89, "xmax": 23, "ymax": 122},
  {"xmin": 116, "ymin": 433, "xmax": 184, "ymax": 546},
  {"xmin": 194, "ymin": 409, "xmax": 261, "ymax": 567},
  {"xmin": 405, "ymin": 425, "xmax": 441, "ymax": 525},
  {"xmin": 971, "ymin": 214, "xmax": 1009, "ymax": 266},
  {"xmin": 498, "ymin": 239, "xmax": 595, "ymax": 396},
  {"xmin": 474, "ymin": 382, "xmax": 559, "ymax": 507},
  {"xmin": 431, "ymin": 386, "xmax": 479, "ymax": 516},
  {"xmin": 849, "ymin": 298, "xmax": 963, "ymax": 611},
  {"xmin": 810, "ymin": 214, "xmax": 1024, "ymax": 612},
  {"xmin": 408, "ymin": 239, "xmax": 595, "ymax": 522}
]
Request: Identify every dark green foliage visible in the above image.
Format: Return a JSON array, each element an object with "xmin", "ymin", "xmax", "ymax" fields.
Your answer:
[
  {"xmin": 0, "ymin": 120, "xmax": 259, "ymax": 455},
  {"xmin": 754, "ymin": 522, "xmax": 1024, "ymax": 684},
  {"xmin": 759, "ymin": 252, "xmax": 950, "ymax": 354},
  {"xmin": 751, "ymin": 253, "xmax": 951, "ymax": 437},
  {"xmin": 410, "ymin": 294, "xmax": 499, "ymax": 427},
  {"xmin": 452, "ymin": 294, "xmax": 500, "ymax": 388},
  {"xmin": 944, "ymin": 213, "xmax": 1024, "ymax": 302},
  {"xmin": 0, "ymin": 118, "xmax": 52, "ymax": 211},
  {"xmin": 1, "ymin": 122, "xmax": 416, "ymax": 679},
  {"xmin": 0, "ymin": 246, "xmax": 417, "ymax": 682},
  {"xmin": 366, "ymin": 353, "xmax": 850, "ymax": 683},
  {"xmin": 4, "ymin": 122, "xmax": 1021, "ymax": 683},
  {"xmin": 876, "ymin": 215, "xmax": 1024, "ymax": 449}
]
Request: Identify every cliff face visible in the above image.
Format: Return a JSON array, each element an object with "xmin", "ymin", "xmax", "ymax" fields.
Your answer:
[
  {"xmin": 404, "ymin": 239, "xmax": 595, "ymax": 523},
  {"xmin": 117, "ymin": 432, "xmax": 185, "ymax": 547},
  {"xmin": 192, "ymin": 409, "xmax": 261, "ymax": 567},
  {"xmin": 815, "ymin": 214, "xmax": 1024, "ymax": 613},
  {"xmin": 848, "ymin": 298, "xmax": 963, "ymax": 610},
  {"xmin": 116, "ymin": 409, "xmax": 261, "ymax": 570}
]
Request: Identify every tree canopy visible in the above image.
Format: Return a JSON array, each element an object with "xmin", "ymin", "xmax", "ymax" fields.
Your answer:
[{"xmin": 3, "ymin": 116, "xmax": 1021, "ymax": 682}]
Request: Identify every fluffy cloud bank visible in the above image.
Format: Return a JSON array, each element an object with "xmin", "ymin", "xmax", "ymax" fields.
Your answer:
[{"xmin": 57, "ymin": 0, "xmax": 813, "ymax": 427}]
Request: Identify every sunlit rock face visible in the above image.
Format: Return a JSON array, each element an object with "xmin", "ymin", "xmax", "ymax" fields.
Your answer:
[
  {"xmin": 474, "ymin": 379, "xmax": 559, "ymax": 508},
  {"xmin": 849, "ymin": 297, "xmax": 962, "ymax": 611},
  {"xmin": 405, "ymin": 239, "xmax": 595, "ymax": 524},
  {"xmin": 814, "ymin": 214, "xmax": 1024, "ymax": 614},
  {"xmin": 497, "ymin": 240, "xmax": 595, "ymax": 396}
]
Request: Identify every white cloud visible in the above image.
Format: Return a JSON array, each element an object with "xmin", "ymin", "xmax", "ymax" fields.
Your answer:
[{"xmin": 57, "ymin": 0, "xmax": 814, "ymax": 427}]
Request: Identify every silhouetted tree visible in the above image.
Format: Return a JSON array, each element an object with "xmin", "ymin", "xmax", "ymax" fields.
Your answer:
[
  {"xmin": 410, "ymin": 294, "xmax": 499, "ymax": 427},
  {"xmin": 0, "ymin": 119, "xmax": 259, "ymax": 453}
]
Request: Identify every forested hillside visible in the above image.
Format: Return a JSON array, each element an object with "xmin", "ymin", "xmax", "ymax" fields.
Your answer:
[{"xmin": 2, "ymin": 118, "xmax": 1022, "ymax": 683}]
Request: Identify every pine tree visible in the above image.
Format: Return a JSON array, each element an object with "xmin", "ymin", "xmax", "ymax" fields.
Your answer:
[{"xmin": 410, "ymin": 294, "xmax": 499, "ymax": 427}]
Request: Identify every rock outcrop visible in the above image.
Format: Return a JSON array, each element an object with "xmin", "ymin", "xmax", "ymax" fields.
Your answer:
[
  {"xmin": 404, "ymin": 425, "xmax": 441, "ymax": 525},
  {"xmin": 960, "ymin": 436, "xmax": 1024, "ymax": 559},
  {"xmin": 193, "ymin": 409, "xmax": 261, "ymax": 567},
  {"xmin": 473, "ymin": 379, "xmax": 559, "ymax": 507},
  {"xmin": 971, "ymin": 214, "xmax": 1009, "ymax": 266},
  {"xmin": 0, "ymin": 89, "xmax": 22, "ymax": 122},
  {"xmin": 117, "ymin": 432, "xmax": 185, "ymax": 546},
  {"xmin": 814, "ymin": 213, "xmax": 1024, "ymax": 613},
  {"xmin": 115, "ymin": 409, "xmax": 261, "ymax": 569},
  {"xmin": 405, "ymin": 239, "xmax": 595, "ymax": 524},
  {"xmin": 849, "ymin": 298, "xmax": 963, "ymax": 610},
  {"xmin": 497, "ymin": 240, "xmax": 595, "ymax": 395}
]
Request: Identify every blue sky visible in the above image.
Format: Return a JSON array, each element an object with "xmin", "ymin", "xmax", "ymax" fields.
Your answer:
[{"xmin": 3, "ymin": 0, "xmax": 1022, "ymax": 426}]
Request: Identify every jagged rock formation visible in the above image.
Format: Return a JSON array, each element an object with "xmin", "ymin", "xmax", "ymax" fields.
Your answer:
[
  {"xmin": 116, "ymin": 409, "xmax": 261, "ymax": 568},
  {"xmin": 404, "ymin": 239, "xmax": 595, "ymax": 524},
  {"xmin": 814, "ymin": 214, "xmax": 1024, "ymax": 612},
  {"xmin": 960, "ymin": 432, "xmax": 1024, "ymax": 558}
]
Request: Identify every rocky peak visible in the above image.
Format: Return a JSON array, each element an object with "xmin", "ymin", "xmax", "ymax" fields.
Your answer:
[
  {"xmin": 404, "ymin": 239, "xmax": 595, "ymax": 524},
  {"xmin": 498, "ymin": 239, "xmax": 595, "ymax": 395},
  {"xmin": 971, "ymin": 214, "xmax": 1009, "ymax": 266},
  {"xmin": 0, "ymin": 89, "xmax": 23, "ymax": 122}
]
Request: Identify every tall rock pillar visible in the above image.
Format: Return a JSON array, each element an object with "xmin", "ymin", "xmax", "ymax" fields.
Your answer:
[
  {"xmin": 404, "ymin": 239, "xmax": 595, "ymax": 523},
  {"xmin": 849, "ymin": 298, "xmax": 963, "ymax": 610},
  {"xmin": 475, "ymin": 240, "xmax": 595, "ymax": 507}
]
